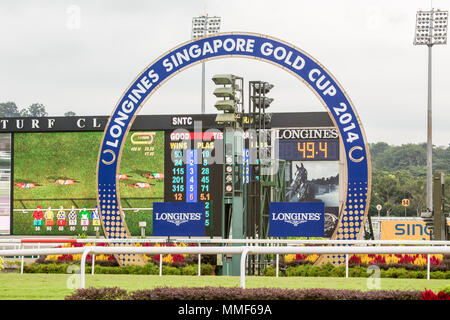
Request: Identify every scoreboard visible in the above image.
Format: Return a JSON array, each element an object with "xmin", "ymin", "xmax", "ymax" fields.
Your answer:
[
  {"xmin": 164, "ymin": 130, "xmax": 223, "ymax": 237},
  {"xmin": 4, "ymin": 112, "xmax": 342, "ymax": 237}
]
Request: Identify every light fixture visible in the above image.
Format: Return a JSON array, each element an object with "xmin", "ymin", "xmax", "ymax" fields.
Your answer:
[
  {"xmin": 414, "ymin": 9, "xmax": 448, "ymax": 45},
  {"xmin": 414, "ymin": 8, "xmax": 448, "ymax": 214},
  {"xmin": 191, "ymin": 15, "xmax": 222, "ymax": 114}
]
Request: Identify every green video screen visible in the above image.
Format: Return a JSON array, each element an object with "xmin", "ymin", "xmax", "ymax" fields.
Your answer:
[{"xmin": 12, "ymin": 131, "xmax": 164, "ymax": 236}]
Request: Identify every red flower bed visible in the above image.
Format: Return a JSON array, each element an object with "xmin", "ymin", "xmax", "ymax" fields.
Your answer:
[{"xmin": 421, "ymin": 289, "xmax": 450, "ymax": 300}]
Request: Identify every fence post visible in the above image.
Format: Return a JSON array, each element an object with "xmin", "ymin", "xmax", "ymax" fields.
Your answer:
[
  {"xmin": 276, "ymin": 254, "xmax": 279, "ymax": 278},
  {"xmin": 80, "ymin": 247, "xmax": 93, "ymax": 289},
  {"xmin": 91, "ymin": 254, "xmax": 95, "ymax": 275},
  {"xmin": 345, "ymin": 254, "xmax": 349, "ymax": 278},
  {"xmin": 427, "ymin": 254, "xmax": 430, "ymax": 280},
  {"xmin": 20, "ymin": 243, "xmax": 24, "ymax": 275},
  {"xmin": 240, "ymin": 248, "xmax": 249, "ymax": 289},
  {"xmin": 198, "ymin": 243, "xmax": 201, "ymax": 277},
  {"xmin": 159, "ymin": 254, "xmax": 162, "ymax": 276}
]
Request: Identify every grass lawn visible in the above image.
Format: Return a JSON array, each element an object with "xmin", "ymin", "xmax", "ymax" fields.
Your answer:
[{"xmin": 0, "ymin": 274, "xmax": 448, "ymax": 300}]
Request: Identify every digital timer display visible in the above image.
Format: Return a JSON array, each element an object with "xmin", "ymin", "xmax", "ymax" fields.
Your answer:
[{"xmin": 277, "ymin": 139, "xmax": 339, "ymax": 161}]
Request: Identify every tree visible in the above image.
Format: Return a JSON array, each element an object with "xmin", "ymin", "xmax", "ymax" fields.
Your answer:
[
  {"xmin": 64, "ymin": 111, "xmax": 76, "ymax": 116},
  {"xmin": 404, "ymin": 176, "xmax": 426, "ymax": 217},
  {"xmin": 369, "ymin": 142, "xmax": 389, "ymax": 160},
  {"xmin": 0, "ymin": 102, "xmax": 21, "ymax": 117},
  {"xmin": 371, "ymin": 171, "xmax": 403, "ymax": 216},
  {"xmin": 19, "ymin": 103, "xmax": 48, "ymax": 117}
]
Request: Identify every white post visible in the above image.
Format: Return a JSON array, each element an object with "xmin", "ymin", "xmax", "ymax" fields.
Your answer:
[
  {"xmin": 240, "ymin": 248, "xmax": 249, "ymax": 289},
  {"xmin": 37, "ymin": 243, "xmax": 40, "ymax": 259},
  {"xmin": 20, "ymin": 244, "xmax": 24, "ymax": 275},
  {"xmin": 345, "ymin": 254, "xmax": 349, "ymax": 278},
  {"xmin": 91, "ymin": 254, "xmax": 95, "ymax": 275},
  {"xmin": 198, "ymin": 243, "xmax": 201, "ymax": 277},
  {"xmin": 80, "ymin": 247, "xmax": 93, "ymax": 289},
  {"xmin": 276, "ymin": 254, "xmax": 279, "ymax": 278},
  {"xmin": 159, "ymin": 254, "xmax": 162, "ymax": 276},
  {"xmin": 427, "ymin": 254, "xmax": 430, "ymax": 280}
]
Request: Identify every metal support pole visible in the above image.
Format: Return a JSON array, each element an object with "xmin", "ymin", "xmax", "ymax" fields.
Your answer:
[
  {"xmin": 427, "ymin": 254, "xmax": 431, "ymax": 280},
  {"xmin": 159, "ymin": 254, "xmax": 162, "ymax": 276},
  {"xmin": 426, "ymin": 45, "xmax": 433, "ymax": 212}
]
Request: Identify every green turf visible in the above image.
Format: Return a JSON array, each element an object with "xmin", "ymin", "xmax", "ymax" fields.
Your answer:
[
  {"xmin": 12, "ymin": 131, "xmax": 164, "ymax": 236},
  {"xmin": 0, "ymin": 274, "xmax": 448, "ymax": 300}
]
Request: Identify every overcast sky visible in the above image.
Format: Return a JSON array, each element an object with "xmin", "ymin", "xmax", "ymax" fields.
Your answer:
[{"xmin": 0, "ymin": 0, "xmax": 449, "ymax": 146}]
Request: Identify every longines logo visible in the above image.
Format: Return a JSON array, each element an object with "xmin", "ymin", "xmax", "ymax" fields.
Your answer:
[
  {"xmin": 155, "ymin": 212, "xmax": 202, "ymax": 227},
  {"xmin": 271, "ymin": 212, "xmax": 321, "ymax": 227},
  {"xmin": 276, "ymin": 128, "xmax": 338, "ymax": 140}
]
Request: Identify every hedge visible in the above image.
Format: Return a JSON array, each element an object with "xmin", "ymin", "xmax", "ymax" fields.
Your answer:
[
  {"xmin": 65, "ymin": 286, "xmax": 423, "ymax": 300},
  {"xmin": 23, "ymin": 262, "xmax": 215, "ymax": 275},
  {"xmin": 21, "ymin": 261, "xmax": 450, "ymax": 279},
  {"xmin": 278, "ymin": 254, "xmax": 450, "ymax": 272},
  {"xmin": 263, "ymin": 264, "xmax": 450, "ymax": 279}
]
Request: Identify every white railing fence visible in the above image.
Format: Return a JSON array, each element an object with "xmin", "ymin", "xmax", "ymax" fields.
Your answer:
[
  {"xmin": 1, "ymin": 238, "xmax": 449, "ymax": 275},
  {"xmin": 1, "ymin": 245, "xmax": 449, "ymax": 289}
]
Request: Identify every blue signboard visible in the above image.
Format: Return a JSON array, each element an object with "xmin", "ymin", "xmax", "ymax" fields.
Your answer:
[
  {"xmin": 153, "ymin": 202, "xmax": 205, "ymax": 236},
  {"xmin": 269, "ymin": 202, "xmax": 324, "ymax": 237}
]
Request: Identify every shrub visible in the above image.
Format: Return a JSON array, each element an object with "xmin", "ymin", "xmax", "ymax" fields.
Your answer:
[
  {"xmin": 431, "ymin": 271, "xmax": 447, "ymax": 279},
  {"xmin": 35, "ymin": 255, "xmax": 119, "ymax": 267},
  {"xmin": 263, "ymin": 266, "xmax": 277, "ymax": 277},
  {"xmin": 181, "ymin": 265, "xmax": 197, "ymax": 276},
  {"xmin": 66, "ymin": 286, "xmax": 422, "ymax": 300},
  {"xmin": 140, "ymin": 263, "xmax": 160, "ymax": 275},
  {"xmin": 65, "ymin": 287, "xmax": 127, "ymax": 300},
  {"xmin": 267, "ymin": 264, "xmax": 450, "ymax": 279},
  {"xmin": 162, "ymin": 265, "xmax": 181, "ymax": 275},
  {"xmin": 200, "ymin": 264, "xmax": 214, "ymax": 275},
  {"xmin": 440, "ymin": 286, "xmax": 450, "ymax": 295},
  {"xmin": 23, "ymin": 262, "xmax": 217, "ymax": 275},
  {"xmin": 24, "ymin": 263, "xmax": 68, "ymax": 274},
  {"xmin": 0, "ymin": 257, "xmax": 4, "ymax": 271},
  {"xmin": 348, "ymin": 265, "xmax": 367, "ymax": 278}
]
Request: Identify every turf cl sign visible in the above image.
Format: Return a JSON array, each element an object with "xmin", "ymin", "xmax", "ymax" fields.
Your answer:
[{"xmin": 97, "ymin": 32, "xmax": 371, "ymax": 265}]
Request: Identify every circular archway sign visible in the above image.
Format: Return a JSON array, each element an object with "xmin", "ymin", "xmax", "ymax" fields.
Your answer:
[{"xmin": 97, "ymin": 32, "xmax": 371, "ymax": 265}]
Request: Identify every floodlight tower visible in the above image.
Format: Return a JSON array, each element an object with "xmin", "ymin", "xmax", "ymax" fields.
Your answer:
[
  {"xmin": 414, "ymin": 9, "xmax": 448, "ymax": 216},
  {"xmin": 191, "ymin": 15, "xmax": 221, "ymax": 114},
  {"xmin": 212, "ymin": 74, "xmax": 245, "ymax": 276}
]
